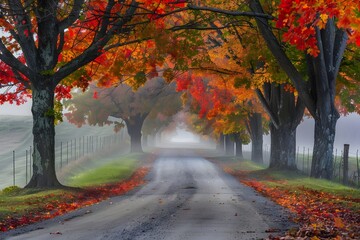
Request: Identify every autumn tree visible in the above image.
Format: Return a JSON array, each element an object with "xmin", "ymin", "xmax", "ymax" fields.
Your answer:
[
  {"xmin": 66, "ymin": 77, "xmax": 180, "ymax": 152},
  {"xmin": 185, "ymin": 0, "xmax": 360, "ymax": 178},
  {"xmin": 249, "ymin": 0, "xmax": 360, "ymax": 178},
  {"xmin": 0, "ymin": 0, "xmax": 186, "ymax": 188}
]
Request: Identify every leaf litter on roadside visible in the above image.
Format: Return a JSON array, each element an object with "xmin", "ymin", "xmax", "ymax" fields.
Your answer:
[
  {"xmin": 223, "ymin": 168, "xmax": 360, "ymax": 239},
  {"xmin": 0, "ymin": 167, "xmax": 149, "ymax": 232}
]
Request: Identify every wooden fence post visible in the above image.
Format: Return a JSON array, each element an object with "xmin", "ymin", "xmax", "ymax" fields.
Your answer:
[{"xmin": 343, "ymin": 144, "xmax": 349, "ymax": 185}]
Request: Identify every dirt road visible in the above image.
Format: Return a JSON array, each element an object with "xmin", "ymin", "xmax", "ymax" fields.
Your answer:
[{"xmin": 3, "ymin": 149, "xmax": 295, "ymax": 240}]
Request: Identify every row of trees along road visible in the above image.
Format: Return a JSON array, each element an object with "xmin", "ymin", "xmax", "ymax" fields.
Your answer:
[
  {"xmin": 0, "ymin": 1, "xmax": 359, "ymax": 188},
  {"xmin": 177, "ymin": 0, "xmax": 360, "ymax": 179}
]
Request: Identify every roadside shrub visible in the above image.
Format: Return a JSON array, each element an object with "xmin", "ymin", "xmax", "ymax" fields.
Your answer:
[{"xmin": 1, "ymin": 186, "xmax": 21, "ymax": 195}]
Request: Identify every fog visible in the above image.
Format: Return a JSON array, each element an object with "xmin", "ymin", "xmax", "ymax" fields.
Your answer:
[{"xmin": 1, "ymin": 102, "xmax": 360, "ymax": 154}]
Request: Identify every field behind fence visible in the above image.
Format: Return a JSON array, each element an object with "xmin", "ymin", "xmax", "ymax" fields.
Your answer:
[{"xmin": 0, "ymin": 116, "xmax": 123, "ymax": 189}]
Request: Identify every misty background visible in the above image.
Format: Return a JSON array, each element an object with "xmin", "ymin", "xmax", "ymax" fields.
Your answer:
[{"xmin": 1, "ymin": 101, "xmax": 360, "ymax": 155}]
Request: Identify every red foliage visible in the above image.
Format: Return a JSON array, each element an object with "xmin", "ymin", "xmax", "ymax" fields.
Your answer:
[
  {"xmin": 277, "ymin": 0, "xmax": 360, "ymax": 56},
  {"xmin": 224, "ymin": 168, "xmax": 360, "ymax": 239},
  {"xmin": 0, "ymin": 167, "xmax": 149, "ymax": 232}
]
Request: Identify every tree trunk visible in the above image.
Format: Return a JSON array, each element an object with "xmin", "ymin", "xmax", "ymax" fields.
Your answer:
[
  {"xmin": 126, "ymin": 114, "xmax": 147, "ymax": 153},
  {"xmin": 269, "ymin": 123, "xmax": 297, "ymax": 169},
  {"xmin": 256, "ymin": 83, "xmax": 304, "ymax": 170},
  {"xmin": 224, "ymin": 134, "xmax": 234, "ymax": 156},
  {"xmin": 249, "ymin": 113, "xmax": 263, "ymax": 163},
  {"xmin": 216, "ymin": 133, "xmax": 225, "ymax": 152},
  {"xmin": 234, "ymin": 133, "xmax": 243, "ymax": 159},
  {"xmin": 143, "ymin": 134, "xmax": 148, "ymax": 148},
  {"xmin": 311, "ymin": 114, "xmax": 338, "ymax": 178},
  {"xmin": 25, "ymin": 83, "xmax": 62, "ymax": 188}
]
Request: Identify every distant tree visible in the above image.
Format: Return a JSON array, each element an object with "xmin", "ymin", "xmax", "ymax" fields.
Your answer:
[{"xmin": 66, "ymin": 77, "xmax": 180, "ymax": 152}]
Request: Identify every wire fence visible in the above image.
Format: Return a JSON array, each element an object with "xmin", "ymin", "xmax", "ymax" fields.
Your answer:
[
  {"xmin": 261, "ymin": 144, "xmax": 360, "ymax": 188},
  {"xmin": 0, "ymin": 134, "xmax": 123, "ymax": 189}
]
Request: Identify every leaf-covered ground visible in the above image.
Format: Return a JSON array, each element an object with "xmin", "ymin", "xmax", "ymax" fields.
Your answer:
[
  {"xmin": 219, "ymin": 160, "xmax": 360, "ymax": 240},
  {"xmin": 0, "ymin": 166, "xmax": 149, "ymax": 232}
]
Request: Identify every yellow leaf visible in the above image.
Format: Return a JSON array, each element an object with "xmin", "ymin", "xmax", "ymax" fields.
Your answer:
[
  {"xmin": 334, "ymin": 217, "xmax": 345, "ymax": 228},
  {"xmin": 320, "ymin": 13, "xmax": 328, "ymax": 22}
]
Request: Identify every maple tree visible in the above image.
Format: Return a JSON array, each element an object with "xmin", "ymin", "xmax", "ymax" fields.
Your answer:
[
  {"xmin": 249, "ymin": 0, "xmax": 360, "ymax": 178},
  {"xmin": 0, "ymin": 0, "xmax": 186, "ymax": 188},
  {"xmin": 185, "ymin": 0, "xmax": 360, "ymax": 178},
  {"xmin": 177, "ymin": 72, "xmax": 263, "ymax": 160},
  {"xmin": 66, "ymin": 77, "xmax": 180, "ymax": 152}
]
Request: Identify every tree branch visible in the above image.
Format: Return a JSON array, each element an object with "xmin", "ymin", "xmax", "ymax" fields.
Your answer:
[
  {"xmin": 249, "ymin": 0, "xmax": 317, "ymax": 118},
  {"xmin": 187, "ymin": 4, "xmax": 274, "ymax": 20},
  {"xmin": 58, "ymin": 0, "xmax": 85, "ymax": 31},
  {"xmin": 255, "ymin": 88, "xmax": 280, "ymax": 128}
]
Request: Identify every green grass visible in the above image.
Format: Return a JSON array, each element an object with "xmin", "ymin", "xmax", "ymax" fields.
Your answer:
[
  {"xmin": 211, "ymin": 157, "xmax": 360, "ymax": 207},
  {"xmin": 0, "ymin": 189, "xmax": 67, "ymax": 219},
  {"xmin": 67, "ymin": 153, "xmax": 143, "ymax": 187},
  {"xmin": 0, "ymin": 153, "xmax": 146, "ymax": 221}
]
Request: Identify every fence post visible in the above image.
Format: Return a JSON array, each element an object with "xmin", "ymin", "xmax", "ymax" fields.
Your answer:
[
  {"xmin": 13, "ymin": 150, "xmax": 15, "ymax": 186},
  {"xmin": 343, "ymin": 144, "xmax": 349, "ymax": 185},
  {"xmin": 83, "ymin": 136, "xmax": 85, "ymax": 156},
  {"xmin": 333, "ymin": 149, "xmax": 337, "ymax": 179},
  {"xmin": 26, "ymin": 150, "xmax": 28, "ymax": 185},
  {"xmin": 67, "ymin": 141, "xmax": 69, "ymax": 165},
  {"xmin": 357, "ymin": 149, "xmax": 359, "ymax": 186},
  {"xmin": 307, "ymin": 148, "xmax": 310, "ymax": 175},
  {"xmin": 29, "ymin": 146, "xmax": 32, "ymax": 176},
  {"xmin": 296, "ymin": 146, "xmax": 299, "ymax": 165},
  {"xmin": 60, "ymin": 142, "xmax": 63, "ymax": 169},
  {"xmin": 302, "ymin": 147, "xmax": 305, "ymax": 172}
]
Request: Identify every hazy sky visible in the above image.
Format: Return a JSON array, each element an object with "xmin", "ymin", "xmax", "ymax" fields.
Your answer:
[{"xmin": 0, "ymin": 101, "xmax": 32, "ymax": 116}]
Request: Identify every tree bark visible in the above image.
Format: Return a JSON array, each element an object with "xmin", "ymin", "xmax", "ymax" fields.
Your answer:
[
  {"xmin": 125, "ymin": 114, "xmax": 147, "ymax": 153},
  {"xmin": 25, "ymin": 81, "xmax": 62, "ymax": 188},
  {"xmin": 311, "ymin": 114, "xmax": 338, "ymax": 178},
  {"xmin": 269, "ymin": 123, "xmax": 297, "ymax": 169},
  {"xmin": 257, "ymin": 83, "xmax": 304, "ymax": 170},
  {"xmin": 224, "ymin": 134, "xmax": 234, "ymax": 156},
  {"xmin": 248, "ymin": 113, "xmax": 263, "ymax": 163}
]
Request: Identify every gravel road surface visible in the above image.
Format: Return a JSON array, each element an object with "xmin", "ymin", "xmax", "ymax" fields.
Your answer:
[{"xmin": 2, "ymin": 149, "xmax": 295, "ymax": 240}]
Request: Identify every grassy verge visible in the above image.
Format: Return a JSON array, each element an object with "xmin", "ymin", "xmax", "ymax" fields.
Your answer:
[
  {"xmin": 67, "ymin": 153, "xmax": 142, "ymax": 187},
  {"xmin": 212, "ymin": 156, "xmax": 360, "ymax": 200},
  {"xmin": 0, "ymin": 153, "xmax": 152, "ymax": 231},
  {"xmin": 211, "ymin": 156, "xmax": 360, "ymax": 239}
]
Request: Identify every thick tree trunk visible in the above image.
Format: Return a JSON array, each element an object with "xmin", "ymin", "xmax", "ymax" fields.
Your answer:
[
  {"xmin": 126, "ymin": 114, "xmax": 147, "ymax": 153},
  {"xmin": 249, "ymin": 113, "xmax": 263, "ymax": 163},
  {"xmin": 234, "ymin": 133, "xmax": 243, "ymax": 159},
  {"xmin": 25, "ymin": 83, "xmax": 62, "ymax": 188},
  {"xmin": 224, "ymin": 134, "xmax": 234, "ymax": 156},
  {"xmin": 311, "ymin": 114, "xmax": 338, "ymax": 179},
  {"xmin": 257, "ymin": 83, "xmax": 304, "ymax": 170},
  {"xmin": 269, "ymin": 123, "xmax": 297, "ymax": 169}
]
